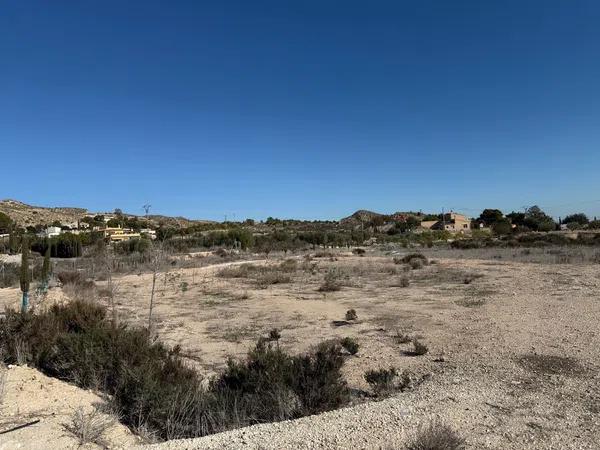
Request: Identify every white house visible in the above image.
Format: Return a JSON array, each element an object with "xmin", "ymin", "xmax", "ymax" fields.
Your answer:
[{"xmin": 39, "ymin": 226, "xmax": 62, "ymax": 238}]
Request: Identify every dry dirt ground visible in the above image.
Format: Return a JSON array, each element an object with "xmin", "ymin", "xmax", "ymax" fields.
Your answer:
[
  {"xmin": 0, "ymin": 252, "xmax": 599, "ymax": 449},
  {"xmin": 0, "ymin": 365, "xmax": 140, "ymax": 449}
]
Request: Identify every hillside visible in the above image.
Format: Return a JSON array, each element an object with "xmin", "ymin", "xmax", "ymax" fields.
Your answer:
[
  {"xmin": 340, "ymin": 209, "xmax": 424, "ymax": 227},
  {"xmin": 0, "ymin": 199, "xmax": 87, "ymax": 227},
  {"xmin": 0, "ymin": 199, "xmax": 213, "ymax": 228}
]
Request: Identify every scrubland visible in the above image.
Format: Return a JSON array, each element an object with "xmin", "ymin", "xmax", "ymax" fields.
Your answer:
[{"xmin": 0, "ymin": 244, "xmax": 599, "ymax": 449}]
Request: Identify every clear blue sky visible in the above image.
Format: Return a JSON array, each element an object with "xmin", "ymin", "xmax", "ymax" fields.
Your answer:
[{"xmin": 2, "ymin": 1, "xmax": 600, "ymax": 221}]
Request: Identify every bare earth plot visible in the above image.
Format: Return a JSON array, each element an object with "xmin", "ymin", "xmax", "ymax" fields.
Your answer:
[{"xmin": 1, "ymin": 254, "xmax": 599, "ymax": 449}]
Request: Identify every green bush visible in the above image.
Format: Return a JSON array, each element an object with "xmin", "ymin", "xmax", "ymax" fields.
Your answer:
[
  {"xmin": 113, "ymin": 238, "xmax": 151, "ymax": 255},
  {"xmin": 0, "ymin": 301, "xmax": 349, "ymax": 440}
]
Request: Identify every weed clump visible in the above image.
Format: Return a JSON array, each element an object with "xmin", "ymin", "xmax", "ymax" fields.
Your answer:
[
  {"xmin": 401, "ymin": 253, "xmax": 428, "ymax": 265},
  {"xmin": 364, "ymin": 367, "xmax": 398, "ymax": 395},
  {"xmin": 268, "ymin": 328, "xmax": 282, "ymax": 342},
  {"xmin": 345, "ymin": 309, "xmax": 358, "ymax": 321},
  {"xmin": 412, "ymin": 338, "xmax": 429, "ymax": 356},
  {"xmin": 410, "ymin": 259, "xmax": 424, "ymax": 270},
  {"xmin": 318, "ymin": 268, "xmax": 344, "ymax": 292},
  {"xmin": 340, "ymin": 337, "xmax": 359, "ymax": 355},
  {"xmin": 405, "ymin": 422, "xmax": 465, "ymax": 450},
  {"xmin": 65, "ymin": 407, "xmax": 114, "ymax": 447},
  {"xmin": 395, "ymin": 331, "xmax": 412, "ymax": 344}
]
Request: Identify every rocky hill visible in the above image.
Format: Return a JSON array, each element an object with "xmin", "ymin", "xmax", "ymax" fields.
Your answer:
[
  {"xmin": 0, "ymin": 199, "xmax": 213, "ymax": 228},
  {"xmin": 0, "ymin": 199, "xmax": 87, "ymax": 227},
  {"xmin": 340, "ymin": 209, "xmax": 422, "ymax": 227}
]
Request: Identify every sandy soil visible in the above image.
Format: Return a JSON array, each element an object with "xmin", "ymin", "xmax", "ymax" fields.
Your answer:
[
  {"xmin": 1, "ymin": 253, "xmax": 599, "ymax": 448},
  {"xmin": 0, "ymin": 365, "xmax": 139, "ymax": 449}
]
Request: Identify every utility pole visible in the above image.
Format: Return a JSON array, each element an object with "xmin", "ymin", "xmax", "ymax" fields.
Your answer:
[
  {"xmin": 142, "ymin": 204, "xmax": 151, "ymax": 217},
  {"xmin": 442, "ymin": 207, "xmax": 445, "ymax": 230}
]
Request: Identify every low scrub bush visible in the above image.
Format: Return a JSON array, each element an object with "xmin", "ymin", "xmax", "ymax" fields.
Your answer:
[
  {"xmin": 218, "ymin": 263, "xmax": 292, "ymax": 288},
  {"xmin": 405, "ymin": 422, "xmax": 465, "ymax": 450},
  {"xmin": 255, "ymin": 271, "xmax": 291, "ymax": 288},
  {"xmin": 340, "ymin": 337, "xmax": 359, "ymax": 355},
  {"xmin": 345, "ymin": 309, "xmax": 358, "ymax": 321},
  {"xmin": 217, "ymin": 263, "xmax": 260, "ymax": 278},
  {"xmin": 412, "ymin": 338, "xmax": 429, "ymax": 356},
  {"xmin": 352, "ymin": 248, "xmax": 366, "ymax": 256},
  {"xmin": 395, "ymin": 331, "xmax": 412, "ymax": 344},
  {"xmin": 65, "ymin": 407, "xmax": 114, "ymax": 447},
  {"xmin": 56, "ymin": 270, "xmax": 94, "ymax": 289},
  {"xmin": 364, "ymin": 367, "xmax": 398, "ymax": 395},
  {"xmin": 268, "ymin": 328, "xmax": 281, "ymax": 341},
  {"xmin": 0, "ymin": 301, "xmax": 349, "ymax": 440},
  {"xmin": 279, "ymin": 259, "xmax": 298, "ymax": 272},
  {"xmin": 318, "ymin": 268, "xmax": 344, "ymax": 292},
  {"xmin": 410, "ymin": 259, "xmax": 424, "ymax": 270},
  {"xmin": 314, "ymin": 251, "xmax": 335, "ymax": 258},
  {"xmin": 401, "ymin": 253, "xmax": 428, "ymax": 265},
  {"xmin": 0, "ymin": 263, "xmax": 20, "ymax": 288}
]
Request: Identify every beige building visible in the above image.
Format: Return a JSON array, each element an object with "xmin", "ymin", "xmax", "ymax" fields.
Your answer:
[
  {"xmin": 420, "ymin": 212, "xmax": 472, "ymax": 233},
  {"xmin": 97, "ymin": 227, "xmax": 141, "ymax": 242}
]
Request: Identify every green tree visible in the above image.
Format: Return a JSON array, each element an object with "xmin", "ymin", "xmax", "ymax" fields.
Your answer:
[
  {"xmin": 0, "ymin": 212, "xmax": 13, "ymax": 234},
  {"xmin": 42, "ymin": 244, "xmax": 52, "ymax": 282},
  {"xmin": 507, "ymin": 206, "xmax": 556, "ymax": 232},
  {"xmin": 491, "ymin": 218, "xmax": 512, "ymax": 235},
  {"xmin": 478, "ymin": 209, "xmax": 503, "ymax": 225},
  {"xmin": 20, "ymin": 237, "xmax": 30, "ymax": 312},
  {"xmin": 563, "ymin": 213, "xmax": 589, "ymax": 225}
]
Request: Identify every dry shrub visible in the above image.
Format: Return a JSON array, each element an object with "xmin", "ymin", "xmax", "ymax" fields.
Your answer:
[
  {"xmin": 218, "ymin": 263, "xmax": 292, "ymax": 288},
  {"xmin": 412, "ymin": 338, "xmax": 429, "ymax": 356},
  {"xmin": 57, "ymin": 270, "xmax": 94, "ymax": 289},
  {"xmin": 65, "ymin": 406, "xmax": 114, "ymax": 446},
  {"xmin": 401, "ymin": 253, "xmax": 428, "ymax": 265},
  {"xmin": 217, "ymin": 263, "xmax": 259, "ymax": 278},
  {"xmin": 405, "ymin": 422, "xmax": 465, "ymax": 450},
  {"xmin": 255, "ymin": 271, "xmax": 291, "ymax": 288},
  {"xmin": 314, "ymin": 251, "xmax": 335, "ymax": 258},
  {"xmin": 410, "ymin": 259, "xmax": 424, "ymax": 270},
  {"xmin": 340, "ymin": 337, "xmax": 359, "ymax": 355},
  {"xmin": 395, "ymin": 331, "xmax": 412, "ymax": 344},
  {"xmin": 345, "ymin": 309, "xmax": 358, "ymax": 321},
  {"xmin": 455, "ymin": 298, "xmax": 486, "ymax": 308},
  {"xmin": 364, "ymin": 367, "xmax": 398, "ymax": 395},
  {"xmin": 318, "ymin": 268, "xmax": 345, "ymax": 292},
  {"xmin": 279, "ymin": 259, "xmax": 298, "ymax": 272}
]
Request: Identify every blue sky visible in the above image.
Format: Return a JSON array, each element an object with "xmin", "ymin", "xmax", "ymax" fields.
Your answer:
[{"xmin": 1, "ymin": 1, "xmax": 599, "ymax": 221}]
